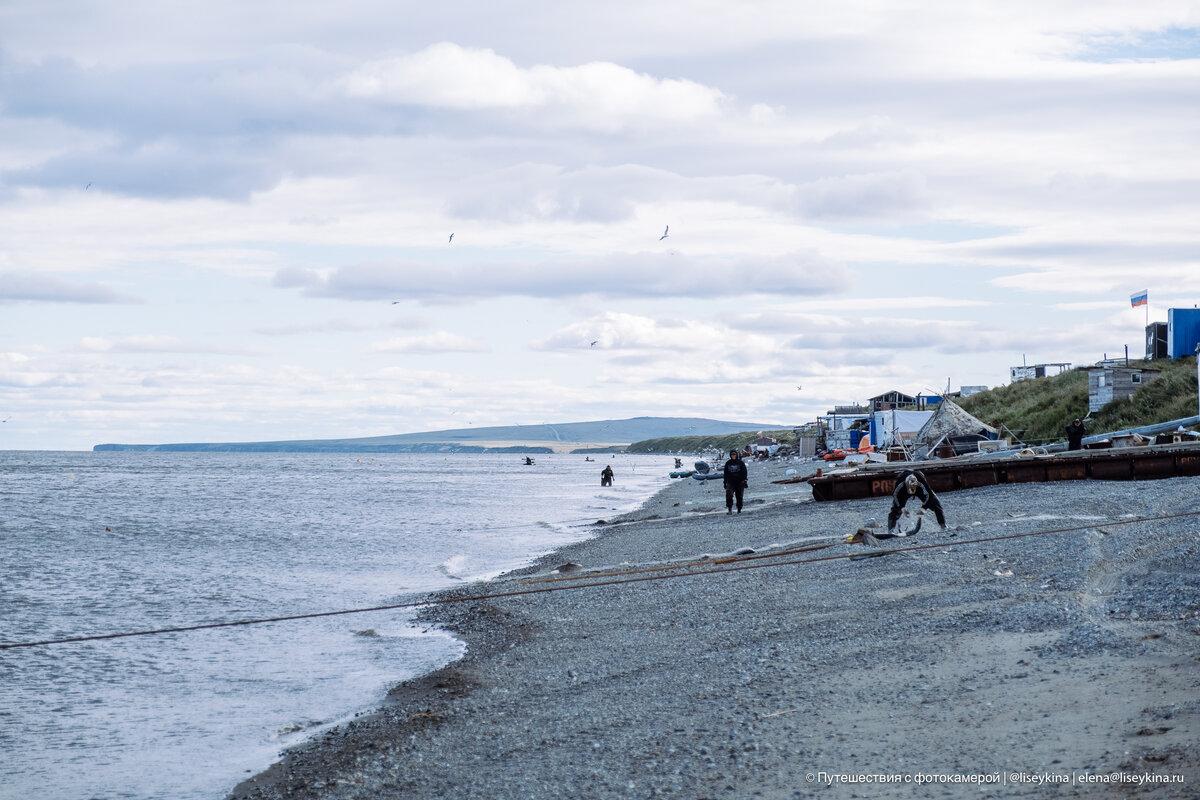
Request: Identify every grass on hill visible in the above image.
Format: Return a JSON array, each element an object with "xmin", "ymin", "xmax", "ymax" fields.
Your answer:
[
  {"xmin": 626, "ymin": 429, "xmax": 797, "ymax": 454},
  {"xmin": 959, "ymin": 357, "xmax": 1198, "ymax": 443}
]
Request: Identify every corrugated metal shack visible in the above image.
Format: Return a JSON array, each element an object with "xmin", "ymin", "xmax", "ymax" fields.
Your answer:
[
  {"xmin": 1087, "ymin": 365, "xmax": 1161, "ymax": 413},
  {"xmin": 1168, "ymin": 308, "xmax": 1200, "ymax": 359}
]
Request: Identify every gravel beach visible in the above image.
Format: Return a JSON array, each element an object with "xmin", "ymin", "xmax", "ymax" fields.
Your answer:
[{"xmin": 230, "ymin": 461, "xmax": 1200, "ymax": 799}]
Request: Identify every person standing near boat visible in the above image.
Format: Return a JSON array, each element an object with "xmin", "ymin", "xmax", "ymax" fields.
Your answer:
[
  {"xmin": 1065, "ymin": 418, "xmax": 1086, "ymax": 451},
  {"xmin": 723, "ymin": 449, "xmax": 748, "ymax": 514}
]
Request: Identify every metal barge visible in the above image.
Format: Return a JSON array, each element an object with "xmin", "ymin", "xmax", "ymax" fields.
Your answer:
[{"xmin": 796, "ymin": 441, "xmax": 1200, "ymax": 502}]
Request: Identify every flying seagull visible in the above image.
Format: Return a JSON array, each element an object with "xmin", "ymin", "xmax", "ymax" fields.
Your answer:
[
  {"xmin": 85, "ymin": 182, "xmax": 92, "ymax": 191},
  {"xmin": 391, "ymin": 300, "xmax": 402, "ymax": 304},
  {"xmin": 448, "ymin": 233, "xmax": 455, "ymax": 243},
  {"xmin": 658, "ymin": 225, "xmax": 669, "ymax": 241},
  {"xmin": 590, "ymin": 340, "xmax": 598, "ymax": 347}
]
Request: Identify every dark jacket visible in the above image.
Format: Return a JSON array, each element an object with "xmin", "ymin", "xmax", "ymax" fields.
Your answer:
[
  {"xmin": 1065, "ymin": 421, "xmax": 1086, "ymax": 450},
  {"xmin": 723, "ymin": 458, "xmax": 748, "ymax": 489},
  {"xmin": 888, "ymin": 469, "xmax": 946, "ymax": 531}
]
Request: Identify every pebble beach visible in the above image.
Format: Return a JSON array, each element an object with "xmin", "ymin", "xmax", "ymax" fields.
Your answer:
[{"xmin": 230, "ymin": 461, "xmax": 1200, "ymax": 799}]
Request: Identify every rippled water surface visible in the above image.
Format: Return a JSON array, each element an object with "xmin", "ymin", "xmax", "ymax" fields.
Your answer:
[{"xmin": 0, "ymin": 451, "xmax": 669, "ymax": 800}]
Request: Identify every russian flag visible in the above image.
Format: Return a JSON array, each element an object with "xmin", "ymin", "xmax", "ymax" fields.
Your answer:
[{"xmin": 1130, "ymin": 289, "xmax": 1148, "ymax": 308}]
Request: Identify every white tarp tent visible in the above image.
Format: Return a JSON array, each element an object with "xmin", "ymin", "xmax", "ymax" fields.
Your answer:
[
  {"xmin": 869, "ymin": 409, "xmax": 934, "ymax": 448},
  {"xmin": 912, "ymin": 399, "xmax": 997, "ymax": 457}
]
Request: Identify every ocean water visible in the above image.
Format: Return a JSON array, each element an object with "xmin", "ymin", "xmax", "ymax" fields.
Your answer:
[{"xmin": 0, "ymin": 451, "xmax": 670, "ymax": 800}]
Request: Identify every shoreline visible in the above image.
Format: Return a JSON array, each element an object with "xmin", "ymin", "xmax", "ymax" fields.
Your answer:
[
  {"xmin": 231, "ymin": 461, "xmax": 1200, "ymax": 799},
  {"xmin": 228, "ymin": 459, "xmax": 681, "ymax": 798}
]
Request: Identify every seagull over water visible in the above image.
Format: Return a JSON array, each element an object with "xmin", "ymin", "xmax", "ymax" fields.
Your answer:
[
  {"xmin": 85, "ymin": 182, "xmax": 92, "ymax": 190},
  {"xmin": 590, "ymin": 340, "xmax": 598, "ymax": 347},
  {"xmin": 658, "ymin": 225, "xmax": 669, "ymax": 241},
  {"xmin": 448, "ymin": 233, "xmax": 455, "ymax": 243}
]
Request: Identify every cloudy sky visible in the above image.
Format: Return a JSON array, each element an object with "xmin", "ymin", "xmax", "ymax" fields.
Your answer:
[{"xmin": 2, "ymin": 2, "xmax": 1198, "ymax": 449}]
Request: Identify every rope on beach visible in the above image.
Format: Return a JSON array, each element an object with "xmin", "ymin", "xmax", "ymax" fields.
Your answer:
[{"xmin": 3, "ymin": 509, "xmax": 1198, "ymax": 652}]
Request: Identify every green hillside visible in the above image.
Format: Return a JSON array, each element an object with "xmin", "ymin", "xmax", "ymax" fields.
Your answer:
[
  {"xmin": 626, "ymin": 429, "xmax": 797, "ymax": 454},
  {"xmin": 959, "ymin": 357, "xmax": 1198, "ymax": 443}
]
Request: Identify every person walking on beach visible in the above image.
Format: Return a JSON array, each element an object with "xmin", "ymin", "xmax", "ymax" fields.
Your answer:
[
  {"xmin": 886, "ymin": 470, "xmax": 946, "ymax": 534},
  {"xmin": 1066, "ymin": 418, "xmax": 1087, "ymax": 451},
  {"xmin": 600, "ymin": 464, "xmax": 614, "ymax": 486},
  {"xmin": 723, "ymin": 449, "xmax": 748, "ymax": 514}
]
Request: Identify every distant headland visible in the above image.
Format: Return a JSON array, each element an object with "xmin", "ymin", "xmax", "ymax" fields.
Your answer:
[{"xmin": 92, "ymin": 416, "xmax": 784, "ymax": 454}]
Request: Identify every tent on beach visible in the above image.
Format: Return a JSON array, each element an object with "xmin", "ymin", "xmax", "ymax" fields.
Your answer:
[{"xmin": 911, "ymin": 398, "xmax": 998, "ymax": 458}]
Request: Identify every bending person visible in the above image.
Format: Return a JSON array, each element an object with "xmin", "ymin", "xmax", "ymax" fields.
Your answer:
[{"xmin": 886, "ymin": 470, "xmax": 946, "ymax": 535}]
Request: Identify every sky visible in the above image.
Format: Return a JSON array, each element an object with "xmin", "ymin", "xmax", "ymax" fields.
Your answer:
[{"xmin": 1, "ymin": 2, "xmax": 1198, "ymax": 450}]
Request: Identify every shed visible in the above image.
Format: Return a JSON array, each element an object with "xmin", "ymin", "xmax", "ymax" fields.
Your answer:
[
  {"xmin": 1010, "ymin": 363, "xmax": 1071, "ymax": 383},
  {"xmin": 1168, "ymin": 308, "xmax": 1200, "ymax": 359},
  {"xmin": 1087, "ymin": 365, "xmax": 1161, "ymax": 413},
  {"xmin": 868, "ymin": 390, "xmax": 916, "ymax": 411}
]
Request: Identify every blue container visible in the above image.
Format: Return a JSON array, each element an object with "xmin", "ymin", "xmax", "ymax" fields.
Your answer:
[
  {"xmin": 1168, "ymin": 308, "xmax": 1200, "ymax": 358},
  {"xmin": 849, "ymin": 429, "xmax": 864, "ymax": 449}
]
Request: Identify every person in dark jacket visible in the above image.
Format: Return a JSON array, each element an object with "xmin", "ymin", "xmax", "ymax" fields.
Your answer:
[
  {"xmin": 600, "ymin": 465, "xmax": 614, "ymax": 486},
  {"xmin": 722, "ymin": 449, "xmax": 748, "ymax": 514},
  {"xmin": 1066, "ymin": 418, "xmax": 1086, "ymax": 451},
  {"xmin": 886, "ymin": 470, "xmax": 946, "ymax": 534}
]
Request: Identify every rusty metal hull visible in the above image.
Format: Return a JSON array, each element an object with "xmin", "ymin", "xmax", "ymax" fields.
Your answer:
[{"xmin": 803, "ymin": 443, "xmax": 1200, "ymax": 502}]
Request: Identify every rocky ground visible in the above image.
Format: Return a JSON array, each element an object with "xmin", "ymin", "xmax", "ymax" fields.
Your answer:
[{"xmin": 230, "ymin": 461, "xmax": 1200, "ymax": 799}]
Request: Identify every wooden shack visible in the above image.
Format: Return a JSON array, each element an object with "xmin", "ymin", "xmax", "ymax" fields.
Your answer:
[{"xmin": 1087, "ymin": 365, "xmax": 1161, "ymax": 413}]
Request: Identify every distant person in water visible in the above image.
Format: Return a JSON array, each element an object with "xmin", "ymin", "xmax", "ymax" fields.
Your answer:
[
  {"xmin": 675, "ymin": 458, "xmax": 683, "ymax": 469},
  {"xmin": 524, "ymin": 456, "xmax": 535, "ymax": 466},
  {"xmin": 723, "ymin": 449, "xmax": 748, "ymax": 514},
  {"xmin": 1066, "ymin": 418, "xmax": 1087, "ymax": 451},
  {"xmin": 601, "ymin": 465, "xmax": 614, "ymax": 486},
  {"xmin": 885, "ymin": 470, "xmax": 946, "ymax": 535}
]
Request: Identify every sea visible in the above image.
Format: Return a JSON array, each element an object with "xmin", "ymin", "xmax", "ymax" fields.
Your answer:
[{"xmin": 0, "ymin": 451, "xmax": 671, "ymax": 800}]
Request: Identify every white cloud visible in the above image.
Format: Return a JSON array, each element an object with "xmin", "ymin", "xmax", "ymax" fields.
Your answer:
[
  {"xmin": 534, "ymin": 312, "xmax": 715, "ymax": 352},
  {"xmin": 369, "ymin": 332, "xmax": 487, "ymax": 354},
  {"xmin": 282, "ymin": 251, "xmax": 848, "ymax": 301},
  {"xmin": 77, "ymin": 336, "xmax": 258, "ymax": 355},
  {"xmin": 342, "ymin": 42, "xmax": 726, "ymax": 131},
  {"xmin": 254, "ymin": 316, "xmax": 427, "ymax": 336},
  {"xmin": 2, "ymin": 3, "xmax": 1198, "ymax": 448},
  {"xmin": 791, "ymin": 169, "xmax": 930, "ymax": 220},
  {"xmin": 0, "ymin": 271, "xmax": 137, "ymax": 304}
]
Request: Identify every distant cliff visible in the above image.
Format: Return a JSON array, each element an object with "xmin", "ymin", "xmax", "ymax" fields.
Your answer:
[{"xmin": 93, "ymin": 416, "xmax": 783, "ymax": 453}]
